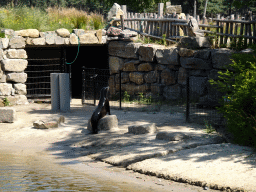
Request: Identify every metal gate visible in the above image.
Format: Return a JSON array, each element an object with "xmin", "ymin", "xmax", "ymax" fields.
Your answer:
[
  {"xmin": 25, "ymin": 48, "xmax": 64, "ymax": 99},
  {"xmin": 82, "ymin": 67, "xmax": 110, "ymax": 105}
]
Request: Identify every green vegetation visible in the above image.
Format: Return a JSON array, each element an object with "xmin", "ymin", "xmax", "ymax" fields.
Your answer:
[
  {"xmin": 203, "ymin": 120, "xmax": 216, "ymax": 133},
  {"xmin": 208, "ymin": 44, "xmax": 256, "ymax": 148},
  {"xmin": 2, "ymin": 97, "xmax": 10, "ymax": 106},
  {"xmin": 0, "ymin": 5, "xmax": 105, "ymax": 32}
]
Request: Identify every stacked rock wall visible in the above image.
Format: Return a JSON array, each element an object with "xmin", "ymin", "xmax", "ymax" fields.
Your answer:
[
  {"xmin": 0, "ymin": 28, "xmax": 107, "ymax": 106},
  {"xmin": 108, "ymin": 41, "xmax": 238, "ymax": 105}
]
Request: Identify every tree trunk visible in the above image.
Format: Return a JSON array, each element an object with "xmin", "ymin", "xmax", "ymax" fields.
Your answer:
[
  {"xmin": 203, "ymin": 0, "xmax": 208, "ymax": 18},
  {"xmin": 194, "ymin": 0, "xmax": 197, "ymax": 18}
]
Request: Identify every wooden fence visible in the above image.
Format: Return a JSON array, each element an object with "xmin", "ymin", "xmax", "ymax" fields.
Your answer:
[{"xmin": 114, "ymin": 4, "xmax": 256, "ymax": 47}]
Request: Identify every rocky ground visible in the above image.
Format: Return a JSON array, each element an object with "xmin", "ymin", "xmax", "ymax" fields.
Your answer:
[{"xmin": 1, "ymin": 99, "xmax": 256, "ymax": 192}]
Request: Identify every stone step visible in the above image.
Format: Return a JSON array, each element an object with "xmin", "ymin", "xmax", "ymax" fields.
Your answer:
[{"xmin": 0, "ymin": 107, "xmax": 17, "ymax": 123}]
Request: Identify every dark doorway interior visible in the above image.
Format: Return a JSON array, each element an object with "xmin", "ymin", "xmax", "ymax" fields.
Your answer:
[
  {"xmin": 65, "ymin": 44, "xmax": 109, "ymax": 99},
  {"xmin": 25, "ymin": 47, "xmax": 62, "ymax": 99},
  {"xmin": 25, "ymin": 44, "xmax": 109, "ymax": 99}
]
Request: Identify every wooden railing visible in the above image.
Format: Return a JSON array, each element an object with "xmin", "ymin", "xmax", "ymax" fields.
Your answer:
[{"xmin": 115, "ymin": 4, "xmax": 256, "ymax": 47}]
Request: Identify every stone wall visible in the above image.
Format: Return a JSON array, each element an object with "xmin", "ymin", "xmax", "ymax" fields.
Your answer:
[
  {"xmin": 108, "ymin": 41, "xmax": 242, "ymax": 106},
  {"xmin": 0, "ymin": 27, "xmax": 250, "ymax": 107},
  {"xmin": 0, "ymin": 28, "xmax": 107, "ymax": 106}
]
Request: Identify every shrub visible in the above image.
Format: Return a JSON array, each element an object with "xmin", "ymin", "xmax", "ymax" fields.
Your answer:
[{"xmin": 209, "ymin": 44, "xmax": 256, "ymax": 148}]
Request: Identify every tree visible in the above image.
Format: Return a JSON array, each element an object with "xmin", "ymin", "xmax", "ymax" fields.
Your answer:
[
  {"xmin": 198, "ymin": 0, "xmax": 226, "ymax": 16},
  {"xmin": 203, "ymin": 0, "xmax": 208, "ymax": 18}
]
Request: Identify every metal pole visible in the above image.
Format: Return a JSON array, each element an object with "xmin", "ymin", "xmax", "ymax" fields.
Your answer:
[
  {"xmin": 186, "ymin": 69, "xmax": 190, "ymax": 123},
  {"xmin": 82, "ymin": 66, "xmax": 85, "ymax": 105},
  {"xmin": 119, "ymin": 70, "xmax": 121, "ymax": 110},
  {"xmin": 93, "ymin": 68, "xmax": 96, "ymax": 106}
]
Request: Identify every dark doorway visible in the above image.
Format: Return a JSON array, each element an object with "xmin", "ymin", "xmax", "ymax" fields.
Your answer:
[
  {"xmin": 65, "ymin": 44, "xmax": 109, "ymax": 99},
  {"xmin": 25, "ymin": 47, "xmax": 62, "ymax": 99},
  {"xmin": 25, "ymin": 44, "xmax": 109, "ymax": 99}
]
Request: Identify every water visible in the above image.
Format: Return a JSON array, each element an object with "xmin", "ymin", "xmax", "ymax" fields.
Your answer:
[
  {"xmin": 0, "ymin": 151, "xmax": 123, "ymax": 192},
  {"xmin": 0, "ymin": 150, "xmax": 217, "ymax": 192}
]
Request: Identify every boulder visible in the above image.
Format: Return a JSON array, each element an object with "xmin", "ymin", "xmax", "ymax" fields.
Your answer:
[
  {"xmin": 3, "ymin": 95, "xmax": 28, "ymax": 105},
  {"xmin": 187, "ymin": 17, "xmax": 200, "ymax": 37},
  {"xmin": 178, "ymin": 37, "xmax": 211, "ymax": 49},
  {"xmin": 123, "ymin": 60, "xmax": 138, "ymax": 71},
  {"xmin": 32, "ymin": 38, "xmax": 46, "ymax": 45},
  {"xmin": 5, "ymin": 49, "xmax": 27, "ymax": 59},
  {"xmin": 69, "ymin": 33, "xmax": 78, "ymax": 44},
  {"xmin": 0, "ymin": 107, "xmax": 17, "ymax": 123},
  {"xmin": 108, "ymin": 41, "xmax": 141, "ymax": 59},
  {"xmin": 129, "ymin": 72, "xmax": 144, "ymax": 85},
  {"xmin": 0, "ymin": 49, "xmax": 3, "ymax": 61},
  {"xmin": 106, "ymin": 26, "xmax": 123, "ymax": 36},
  {"xmin": 144, "ymin": 71, "xmax": 159, "ymax": 83},
  {"xmin": 156, "ymin": 132, "xmax": 191, "ymax": 141},
  {"xmin": 115, "ymin": 72, "xmax": 129, "ymax": 84},
  {"xmin": 40, "ymin": 32, "xmax": 46, "ymax": 37},
  {"xmin": 178, "ymin": 48, "xmax": 195, "ymax": 57},
  {"xmin": 6, "ymin": 73, "xmax": 27, "ymax": 83},
  {"xmin": 98, "ymin": 115, "xmax": 118, "ymax": 131},
  {"xmin": 64, "ymin": 38, "xmax": 70, "ymax": 45},
  {"xmin": 138, "ymin": 63, "xmax": 153, "ymax": 71},
  {"xmin": 161, "ymin": 68, "xmax": 176, "ymax": 85},
  {"xmin": 13, "ymin": 83, "xmax": 26, "ymax": 95},
  {"xmin": 73, "ymin": 29, "xmax": 86, "ymax": 36},
  {"xmin": 109, "ymin": 56, "xmax": 124, "ymax": 75},
  {"xmin": 96, "ymin": 29, "xmax": 102, "ymax": 43},
  {"xmin": 107, "ymin": 3, "xmax": 124, "ymax": 22},
  {"xmin": 0, "ymin": 83, "xmax": 12, "ymax": 96},
  {"xmin": 87, "ymin": 115, "xmax": 118, "ymax": 132},
  {"xmin": 56, "ymin": 28, "xmax": 70, "ymax": 37},
  {"xmin": 1, "ymin": 59, "xmax": 28, "ymax": 72},
  {"xmin": 0, "ymin": 38, "xmax": 9, "ymax": 49},
  {"xmin": 16, "ymin": 29, "xmax": 39, "ymax": 38},
  {"xmin": 79, "ymin": 32, "xmax": 99, "ymax": 44},
  {"xmin": 180, "ymin": 57, "xmax": 211, "ymax": 70},
  {"xmin": 33, "ymin": 116, "xmax": 65, "ymax": 129},
  {"xmin": 156, "ymin": 47, "xmax": 179, "ymax": 65},
  {"xmin": 128, "ymin": 123, "xmax": 157, "ymax": 134},
  {"xmin": 120, "ymin": 30, "xmax": 138, "ymax": 38},
  {"xmin": 0, "ymin": 67, "xmax": 3, "ymax": 79},
  {"xmin": 55, "ymin": 36, "xmax": 64, "ymax": 45},
  {"xmin": 0, "ymin": 75, "xmax": 6, "ymax": 83},
  {"xmin": 211, "ymin": 48, "xmax": 234, "ymax": 70},
  {"xmin": 138, "ymin": 44, "xmax": 161, "ymax": 62},
  {"xmin": 9, "ymin": 36, "xmax": 25, "ymax": 48},
  {"xmin": 194, "ymin": 49, "xmax": 211, "ymax": 60},
  {"xmin": 45, "ymin": 31, "xmax": 57, "ymax": 45}
]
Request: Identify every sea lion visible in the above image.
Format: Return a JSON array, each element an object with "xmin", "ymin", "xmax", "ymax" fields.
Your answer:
[{"xmin": 90, "ymin": 87, "xmax": 111, "ymax": 134}]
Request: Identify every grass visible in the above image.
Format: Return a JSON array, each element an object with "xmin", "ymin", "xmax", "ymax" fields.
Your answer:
[{"xmin": 0, "ymin": 5, "xmax": 106, "ymax": 32}]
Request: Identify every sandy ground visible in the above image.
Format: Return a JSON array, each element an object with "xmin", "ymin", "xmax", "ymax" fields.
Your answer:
[{"xmin": 1, "ymin": 99, "xmax": 256, "ymax": 192}]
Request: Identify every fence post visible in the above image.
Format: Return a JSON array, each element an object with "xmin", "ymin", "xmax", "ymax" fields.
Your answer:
[
  {"xmin": 186, "ymin": 69, "xmax": 190, "ymax": 123},
  {"xmin": 82, "ymin": 66, "xmax": 86, "ymax": 105},
  {"xmin": 121, "ymin": 5, "xmax": 127, "ymax": 18},
  {"xmin": 158, "ymin": 3, "xmax": 164, "ymax": 18},
  {"xmin": 120, "ymin": 15, "xmax": 124, "ymax": 30},
  {"xmin": 119, "ymin": 70, "xmax": 122, "ymax": 110}
]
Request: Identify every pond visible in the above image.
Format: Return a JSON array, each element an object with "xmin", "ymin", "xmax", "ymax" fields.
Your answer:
[{"xmin": 0, "ymin": 150, "xmax": 132, "ymax": 192}]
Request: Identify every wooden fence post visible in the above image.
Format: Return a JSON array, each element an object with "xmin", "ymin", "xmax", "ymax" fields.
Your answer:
[
  {"xmin": 158, "ymin": 3, "xmax": 164, "ymax": 18},
  {"xmin": 121, "ymin": 5, "xmax": 127, "ymax": 18}
]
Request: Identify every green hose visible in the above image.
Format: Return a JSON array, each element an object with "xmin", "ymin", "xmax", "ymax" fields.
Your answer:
[{"xmin": 66, "ymin": 35, "xmax": 80, "ymax": 65}]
